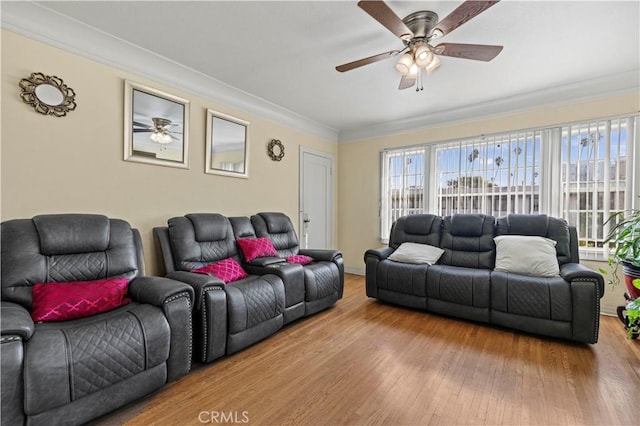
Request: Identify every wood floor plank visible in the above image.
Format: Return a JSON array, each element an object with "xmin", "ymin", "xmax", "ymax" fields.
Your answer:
[{"xmin": 91, "ymin": 274, "xmax": 639, "ymax": 426}]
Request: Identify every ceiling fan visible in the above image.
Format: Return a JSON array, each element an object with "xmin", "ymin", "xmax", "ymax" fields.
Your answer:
[
  {"xmin": 133, "ymin": 117, "xmax": 181, "ymax": 145},
  {"xmin": 336, "ymin": 0, "xmax": 503, "ymax": 91}
]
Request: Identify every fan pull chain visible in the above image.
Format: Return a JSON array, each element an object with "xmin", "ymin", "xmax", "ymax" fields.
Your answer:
[{"xmin": 415, "ymin": 68, "xmax": 424, "ymax": 92}]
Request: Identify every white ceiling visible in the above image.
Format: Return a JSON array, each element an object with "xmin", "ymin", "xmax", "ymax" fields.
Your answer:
[{"xmin": 6, "ymin": 1, "xmax": 640, "ymax": 142}]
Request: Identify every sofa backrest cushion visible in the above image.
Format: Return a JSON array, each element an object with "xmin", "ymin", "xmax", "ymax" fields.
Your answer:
[
  {"xmin": 168, "ymin": 214, "xmax": 239, "ymax": 271},
  {"xmin": 496, "ymin": 214, "xmax": 572, "ymax": 265},
  {"xmin": 439, "ymin": 214, "xmax": 496, "ymax": 269},
  {"xmin": 229, "ymin": 216, "xmax": 257, "ymax": 239},
  {"xmin": 1, "ymin": 214, "xmax": 140, "ymax": 309},
  {"xmin": 251, "ymin": 212, "xmax": 299, "ymax": 257},
  {"xmin": 389, "ymin": 214, "xmax": 442, "ymax": 250}
]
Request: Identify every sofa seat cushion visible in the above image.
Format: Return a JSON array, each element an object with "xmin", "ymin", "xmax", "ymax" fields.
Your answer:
[
  {"xmin": 491, "ymin": 271, "xmax": 572, "ymax": 321},
  {"xmin": 225, "ymin": 275, "xmax": 285, "ymax": 334},
  {"xmin": 376, "ymin": 260, "xmax": 428, "ymax": 297},
  {"xmin": 24, "ymin": 303, "xmax": 170, "ymax": 416},
  {"xmin": 426, "ymin": 265, "xmax": 490, "ymax": 308},
  {"xmin": 303, "ymin": 262, "xmax": 341, "ymax": 302}
]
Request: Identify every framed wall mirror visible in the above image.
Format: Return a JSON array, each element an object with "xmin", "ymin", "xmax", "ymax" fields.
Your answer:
[
  {"xmin": 19, "ymin": 72, "xmax": 77, "ymax": 117},
  {"xmin": 205, "ymin": 109, "xmax": 249, "ymax": 178}
]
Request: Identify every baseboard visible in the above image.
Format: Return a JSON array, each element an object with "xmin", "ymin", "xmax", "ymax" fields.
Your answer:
[{"xmin": 345, "ymin": 267, "xmax": 365, "ymax": 276}]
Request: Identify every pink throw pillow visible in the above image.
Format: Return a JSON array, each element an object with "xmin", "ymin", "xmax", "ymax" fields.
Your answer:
[
  {"xmin": 192, "ymin": 258, "xmax": 248, "ymax": 283},
  {"xmin": 286, "ymin": 255, "xmax": 313, "ymax": 265},
  {"xmin": 236, "ymin": 237, "xmax": 278, "ymax": 262},
  {"xmin": 31, "ymin": 278, "xmax": 131, "ymax": 323}
]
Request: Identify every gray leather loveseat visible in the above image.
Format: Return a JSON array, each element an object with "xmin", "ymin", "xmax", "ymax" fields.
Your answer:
[
  {"xmin": 1, "ymin": 214, "xmax": 194, "ymax": 426},
  {"xmin": 365, "ymin": 214, "xmax": 604, "ymax": 343},
  {"xmin": 153, "ymin": 212, "xmax": 343, "ymax": 363}
]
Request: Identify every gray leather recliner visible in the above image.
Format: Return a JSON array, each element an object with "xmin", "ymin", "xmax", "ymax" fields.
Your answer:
[
  {"xmin": 0, "ymin": 214, "xmax": 194, "ymax": 426},
  {"xmin": 250, "ymin": 212, "xmax": 344, "ymax": 316}
]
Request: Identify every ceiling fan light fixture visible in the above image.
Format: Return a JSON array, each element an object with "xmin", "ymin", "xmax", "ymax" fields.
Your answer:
[
  {"xmin": 425, "ymin": 54, "xmax": 441, "ymax": 75},
  {"xmin": 395, "ymin": 52, "xmax": 414, "ymax": 75},
  {"xmin": 408, "ymin": 63, "xmax": 419, "ymax": 78},
  {"xmin": 150, "ymin": 132, "xmax": 172, "ymax": 144},
  {"xmin": 414, "ymin": 44, "xmax": 433, "ymax": 68}
]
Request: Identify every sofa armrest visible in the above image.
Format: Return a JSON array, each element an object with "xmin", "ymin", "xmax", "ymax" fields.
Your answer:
[
  {"xmin": 1, "ymin": 304, "xmax": 26, "ymax": 426},
  {"xmin": 299, "ymin": 248, "xmax": 342, "ymax": 263},
  {"xmin": 364, "ymin": 247, "xmax": 395, "ymax": 262},
  {"xmin": 128, "ymin": 277, "xmax": 194, "ymax": 381},
  {"xmin": 559, "ymin": 263, "xmax": 604, "ymax": 343},
  {"xmin": 560, "ymin": 263, "xmax": 604, "ymax": 297},
  {"xmin": 129, "ymin": 276, "xmax": 194, "ymax": 307},
  {"xmin": 166, "ymin": 271, "xmax": 225, "ymax": 310},
  {"xmin": 1, "ymin": 302, "xmax": 34, "ymax": 340},
  {"xmin": 166, "ymin": 271, "xmax": 228, "ymax": 364},
  {"xmin": 364, "ymin": 247, "xmax": 395, "ymax": 298}
]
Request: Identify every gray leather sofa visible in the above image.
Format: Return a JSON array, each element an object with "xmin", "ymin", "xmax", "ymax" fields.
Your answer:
[
  {"xmin": 1, "ymin": 214, "xmax": 194, "ymax": 426},
  {"xmin": 365, "ymin": 214, "xmax": 604, "ymax": 343},
  {"xmin": 153, "ymin": 212, "xmax": 344, "ymax": 363}
]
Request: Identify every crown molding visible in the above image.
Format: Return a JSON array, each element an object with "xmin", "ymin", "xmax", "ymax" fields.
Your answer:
[
  {"xmin": 1, "ymin": 1, "xmax": 339, "ymax": 142},
  {"xmin": 338, "ymin": 69, "xmax": 640, "ymax": 143}
]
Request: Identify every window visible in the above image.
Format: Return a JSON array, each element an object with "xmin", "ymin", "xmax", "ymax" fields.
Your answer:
[
  {"xmin": 560, "ymin": 117, "xmax": 635, "ymax": 260},
  {"xmin": 435, "ymin": 131, "xmax": 541, "ymax": 217},
  {"xmin": 380, "ymin": 147, "xmax": 425, "ymax": 238},
  {"xmin": 379, "ymin": 114, "xmax": 639, "ymax": 259}
]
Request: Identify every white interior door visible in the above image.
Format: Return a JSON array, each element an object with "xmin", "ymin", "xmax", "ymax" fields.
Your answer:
[{"xmin": 299, "ymin": 148, "xmax": 333, "ymax": 249}]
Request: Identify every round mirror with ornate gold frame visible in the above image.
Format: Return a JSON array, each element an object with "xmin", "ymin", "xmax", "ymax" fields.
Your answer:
[{"xmin": 19, "ymin": 72, "xmax": 77, "ymax": 117}]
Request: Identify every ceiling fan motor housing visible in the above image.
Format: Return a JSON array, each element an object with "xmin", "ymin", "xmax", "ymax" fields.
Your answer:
[{"xmin": 403, "ymin": 11, "xmax": 439, "ymax": 42}]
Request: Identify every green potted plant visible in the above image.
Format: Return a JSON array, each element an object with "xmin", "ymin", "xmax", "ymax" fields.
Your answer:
[
  {"xmin": 601, "ymin": 208, "xmax": 640, "ymax": 339},
  {"xmin": 617, "ymin": 294, "xmax": 640, "ymax": 339}
]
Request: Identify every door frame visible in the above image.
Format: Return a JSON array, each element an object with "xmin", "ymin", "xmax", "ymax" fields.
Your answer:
[{"xmin": 299, "ymin": 147, "xmax": 335, "ymax": 249}]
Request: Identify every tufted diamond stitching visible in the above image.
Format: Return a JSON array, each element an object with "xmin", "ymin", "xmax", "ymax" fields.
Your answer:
[
  {"xmin": 239, "ymin": 281, "xmax": 277, "ymax": 328},
  {"xmin": 199, "ymin": 242, "xmax": 229, "ymax": 262},
  {"xmin": 508, "ymin": 281, "xmax": 551, "ymax": 319},
  {"xmin": 64, "ymin": 313, "xmax": 145, "ymax": 399},
  {"xmin": 307, "ymin": 263, "xmax": 337, "ymax": 300},
  {"xmin": 49, "ymin": 253, "xmax": 107, "ymax": 282},
  {"xmin": 440, "ymin": 275, "xmax": 473, "ymax": 306}
]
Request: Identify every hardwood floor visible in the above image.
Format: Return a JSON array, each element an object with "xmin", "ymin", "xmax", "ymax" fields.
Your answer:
[{"xmin": 94, "ymin": 274, "xmax": 639, "ymax": 425}]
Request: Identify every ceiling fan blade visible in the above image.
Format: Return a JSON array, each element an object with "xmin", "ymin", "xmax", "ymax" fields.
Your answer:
[
  {"xmin": 336, "ymin": 50, "xmax": 399, "ymax": 72},
  {"xmin": 133, "ymin": 129, "xmax": 153, "ymax": 133},
  {"xmin": 358, "ymin": 1, "xmax": 413, "ymax": 40},
  {"xmin": 434, "ymin": 43, "xmax": 503, "ymax": 61},
  {"xmin": 434, "ymin": 0, "xmax": 500, "ymax": 37},
  {"xmin": 133, "ymin": 121, "xmax": 152, "ymax": 129},
  {"xmin": 398, "ymin": 76, "xmax": 416, "ymax": 90}
]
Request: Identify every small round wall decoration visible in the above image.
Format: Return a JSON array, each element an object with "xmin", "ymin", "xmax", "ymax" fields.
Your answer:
[
  {"xmin": 267, "ymin": 139, "xmax": 285, "ymax": 161},
  {"xmin": 19, "ymin": 72, "xmax": 77, "ymax": 117}
]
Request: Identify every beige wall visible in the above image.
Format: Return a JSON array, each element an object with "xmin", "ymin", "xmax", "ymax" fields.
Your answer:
[
  {"xmin": 338, "ymin": 92, "xmax": 640, "ymax": 314},
  {"xmin": 1, "ymin": 30, "xmax": 338, "ymax": 275}
]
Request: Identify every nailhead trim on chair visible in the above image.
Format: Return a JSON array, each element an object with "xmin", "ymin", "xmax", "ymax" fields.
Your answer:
[
  {"xmin": 164, "ymin": 291, "xmax": 193, "ymax": 371},
  {"xmin": 578, "ymin": 277, "xmax": 601, "ymax": 344},
  {"xmin": 201, "ymin": 286, "xmax": 225, "ymax": 361},
  {"xmin": 0, "ymin": 336, "xmax": 22, "ymax": 343}
]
